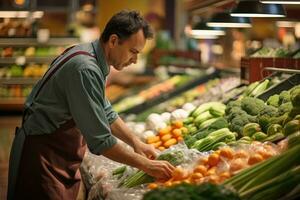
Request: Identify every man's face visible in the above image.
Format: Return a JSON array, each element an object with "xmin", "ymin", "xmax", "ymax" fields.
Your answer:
[{"xmin": 109, "ymin": 29, "xmax": 146, "ymax": 71}]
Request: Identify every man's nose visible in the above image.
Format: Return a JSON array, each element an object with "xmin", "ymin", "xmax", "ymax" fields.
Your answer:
[{"xmin": 131, "ymin": 54, "xmax": 138, "ymax": 64}]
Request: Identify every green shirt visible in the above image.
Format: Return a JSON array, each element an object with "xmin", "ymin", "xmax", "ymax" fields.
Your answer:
[{"xmin": 23, "ymin": 40, "xmax": 118, "ymax": 154}]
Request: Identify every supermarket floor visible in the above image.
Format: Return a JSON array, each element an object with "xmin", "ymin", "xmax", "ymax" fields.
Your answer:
[{"xmin": 0, "ymin": 114, "xmax": 21, "ymax": 200}]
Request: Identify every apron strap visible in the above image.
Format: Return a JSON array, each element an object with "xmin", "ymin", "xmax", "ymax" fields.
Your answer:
[{"xmin": 21, "ymin": 48, "xmax": 95, "ymax": 125}]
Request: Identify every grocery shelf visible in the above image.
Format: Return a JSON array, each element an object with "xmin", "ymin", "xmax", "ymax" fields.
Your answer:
[
  {"xmin": 0, "ymin": 56, "xmax": 56, "ymax": 64},
  {"xmin": 0, "ymin": 98, "xmax": 25, "ymax": 111},
  {"xmin": 0, "ymin": 77, "xmax": 40, "ymax": 85},
  {"xmin": 119, "ymin": 69, "xmax": 220, "ymax": 115},
  {"xmin": 0, "ymin": 37, "xmax": 80, "ymax": 46}
]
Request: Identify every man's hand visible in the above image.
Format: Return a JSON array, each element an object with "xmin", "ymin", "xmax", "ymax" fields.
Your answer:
[
  {"xmin": 102, "ymin": 142, "xmax": 174, "ymax": 181},
  {"xmin": 133, "ymin": 140, "xmax": 158, "ymax": 159},
  {"xmin": 141, "ymin": 159, "xmax": 175, "ymax": 181}
]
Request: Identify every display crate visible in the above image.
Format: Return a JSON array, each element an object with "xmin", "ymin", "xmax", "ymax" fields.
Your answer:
[{"xmin": 241, "ymin": 57, "xmax": 300, "ymax": 83}]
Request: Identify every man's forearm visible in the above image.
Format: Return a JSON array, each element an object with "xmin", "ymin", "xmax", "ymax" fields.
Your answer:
[
  {"xmin": 110, "ymin": 117, "xmax": 140, "ymax": 147},
  {"xmin": 102, "ymin": 142, "xmax": 148, "ymax": 170}
]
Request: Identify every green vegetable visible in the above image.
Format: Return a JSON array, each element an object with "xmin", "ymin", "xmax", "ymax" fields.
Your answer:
[
  {"xmin": 283, "ymin": 120, "xmax": 300, "ymax": 136},
  {"xmin": 186, "ymin": 126, "xmax": 198, "ymax": 135},
  {"xmin": 230, "ymin": 117, "xmax": 254, "ymax": 136},
  {"xmin": 113, "ymin": 166, "xmax": 127, "ymax": 176},
  {"xmin": 198, "ymin": 117, "xmax": 220, "ymax": 130},
  {"xmin": 289, "ymin": 106, "xmax": 300, "ymax": 119},
  {"xmin": 278, "ymin": 102, "xmax": 293, "ymax": 116},
  {"xmin": 239, "ymin": 166, "xmax": 300, "ymax": 200},
  {"xmin": 184, "ymin": 135, "xmax": 198, "ymax": 148},
  {"xmin": 290, "ymin": 85, "xmax": 300, "ymax": 107},
  {"xmin": 113, "ymin": 166, "xmax": 127, "ymax": 179},
  {"xmin": 192, "ymin": 102, "xmax": 225, "ymax": 118},
  {"xmin": 225, "ymin": 100, "xmax": 242, "ymax": 115},
  {"xmin": 250, "ymin": 79, "xmax": 270, "ymax": 97},
  {"xmin": 279, "ymin": 90, "xmax": 291, "ymax": 105},
  {"xmin": 294, "ymin": 115, "xmax": 300, "ymax": 120},
  {"xmin": 252, "ymin": 132, "xmax": 268, "ymax": 141},
  {"xmin": 241, "ymin": 97, "xmax": 265, "ymax": 116},
  {"xmin": 184, "ymin": 118, "xmax": 229, "ymax": 147},
  {"xmin": 194, "ymin": 111, "xmax": 214, "ymax": 127},
  {"xmin": 243, "ymin": 81, "xmax": 259, "ymax": 96},
  {"xmin": 257, "ymin": 105, "xmax": 278, "ymax": 132},
  {"xmin": 242, "ymin": 123, "xmax": 261, "ymax": 137},
  {"xmin": 143, "ymin": 183, "xmax": 241, "ymax": 200},
  {"xmin": 183, "ymin": 117, "xmax": 194, "ymax": 125},
  {"xmin": 212, "ymin": 142, "xmax": 227, "ymax": 150},
  {"xmin": 267, "ymin": 124, "xmax": 283, "ymax": 136},
  {"xmin": 287, "ymin": 131, "xmax": 300, "ymax": 149},
  {"xmin": 209, "ymin": 104, "xmax": 226, "ymax": 117},
  {"xmin": 225, "ymin": 101, "xmax": 259, "ymax": 136},
  {"xmin": 239, "ymin": 136, "xmax": 252, "ymax": 142},
  {"xmin": 262, "ymin": 133, "xmax": 285, "ymax": 143},
  {"xmin": 223, "ymin": 143, "xmax": 300, "ymax": 194},
  {"xmin": 120, "ymin": 150, "xmax": 185, "ymax": 188},
  {"xmin": 266, "ymin": 94, "xmax": 280, "ymax": 107},
  {"xmin": 192, "ymin": 128, "xmax": 236, "ymax": 152},
  {"xmin": 274, "ymin": 48, "xmax": 290, "ymax": 57}
]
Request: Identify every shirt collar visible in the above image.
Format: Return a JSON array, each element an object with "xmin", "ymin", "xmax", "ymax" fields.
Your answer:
[{"xmin": 92, "ymin": 39, "xmax": 110, "ymax": 77}]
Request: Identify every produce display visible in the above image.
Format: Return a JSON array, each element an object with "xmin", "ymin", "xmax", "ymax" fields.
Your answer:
[
  {"xmin": 0, "ymin": 85, "xmax": 32, "ymax": 98},
  {"xmin": 294, "ymin": 51, "xmax": 300, "ymax": 59},
  {"xmin": 0, "ymin": 39, "xmax": 76, "ymax": 109},
  {"xmin": 223, "ymin": 135, "xmax": 300, "ymax": 200},
  {"xmin": 144, "ymin": 134, "xmax": 300, "ymax": 200},
  {"xmin": 0, "ymin": 46, "xmax": 64, "ymax": 57},
  {"xmin": 113, "ymin": 75, "xmax": 192, "ymax": 113},
  {"xmin": 0, "ymin": 64, "xmax": 48, "ymax": 78},
  {"xmin": 132, "ymin": 77, "xmax": 240, "ymax": 121},
  {"xmin": 106, "ymin": 84, "xmax": 129, "ymax": 102},
  {"xmin": 146, "ymin": 142, "xmax": 282, "ymax": 189},
  {"xmin": 79, "ymin": 73, "xmax": 300, "ymax": 200},
  {"xmin": 145, "ymin": 121, "xmax": 185, "ymax": 151},
  {"xmin": 250, "ymin": 47, "xmax": 290, "ymax": 58}
]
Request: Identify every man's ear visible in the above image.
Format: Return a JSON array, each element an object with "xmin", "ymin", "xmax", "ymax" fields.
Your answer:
[{"xmin": 108, "ymin": 34, "xmax": 118, "ymax": 48}]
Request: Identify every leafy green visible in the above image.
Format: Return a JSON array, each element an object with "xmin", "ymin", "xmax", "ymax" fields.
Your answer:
[{"xmin": 241, "ymin": 97, "xmax": 265, "ymax": 116}]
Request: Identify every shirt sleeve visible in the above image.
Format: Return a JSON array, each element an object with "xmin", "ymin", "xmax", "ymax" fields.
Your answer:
[
  {"xmin": 62, "ymin": 67, "xmax": 117, "ymax": 155},
  {"xmin": 104, "ymin": 97, "xmax": 119, "ymax": 124}
]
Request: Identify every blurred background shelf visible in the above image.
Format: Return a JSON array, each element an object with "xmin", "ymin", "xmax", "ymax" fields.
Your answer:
[
  {"xmin": 0, "ymin": 77, "xmax": 40, "ymax": 85},
  {"xmin": 0, "ymin": 98, "xmax": 25, "ymax": 111},
  {"xmin": 0, "ymin": 37, "xmax": 80, "ymax": 46},
  {"xmin": 0, "ymin": 57, "xmax": 56, "ymax": 64}
]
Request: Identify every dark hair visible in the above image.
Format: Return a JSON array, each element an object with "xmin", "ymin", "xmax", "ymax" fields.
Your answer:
[{"xmin": 100, "ymin": 10, "xmax": 153, "ymax": 43}]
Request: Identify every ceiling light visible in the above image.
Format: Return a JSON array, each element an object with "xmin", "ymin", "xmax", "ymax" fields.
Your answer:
[
  {"xmin": 0, "ymin": 11, "xmax": 44, "ymax": 18},
  {"xmin": 207, "ymin": 12, "xmax": 252, "ymax": 28},
  {"xmin": 231, "ymin": 0, "xmax": 286, "ymax": 18},
  {"xmin": 189, "ymin": 34, "xmax": 219, "ymax": 39},
  {"xmin": 276, "ymin": 21, "xmax": 297, "ymax": 27},
  {"xmin": 261, "ymin": 0, "xmax": 300, "ymax": 4},
  {"xmin": 190, "ymin": 22, "xmax": 225, "ymax": 36}
]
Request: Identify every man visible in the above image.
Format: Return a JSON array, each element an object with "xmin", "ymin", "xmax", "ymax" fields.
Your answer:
[{"xmin": 8, "ymin": 10, "xmax": 174, "ymax": 200}]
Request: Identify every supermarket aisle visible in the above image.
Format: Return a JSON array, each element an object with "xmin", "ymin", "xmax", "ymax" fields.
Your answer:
[{"xmin": 0, "ymin": 115, "xmax": 22, "ymax": 200}]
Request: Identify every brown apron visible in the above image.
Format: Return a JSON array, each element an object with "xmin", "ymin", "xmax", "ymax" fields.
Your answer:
[{"xmin": 8, "ymin": 47, "xmax": 95, "ymax": 200}]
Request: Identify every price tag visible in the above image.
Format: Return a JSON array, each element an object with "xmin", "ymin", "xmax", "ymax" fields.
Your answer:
[{"xmin": 15, "ymin": 56, "xmax": 26, "ymax": 65}]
